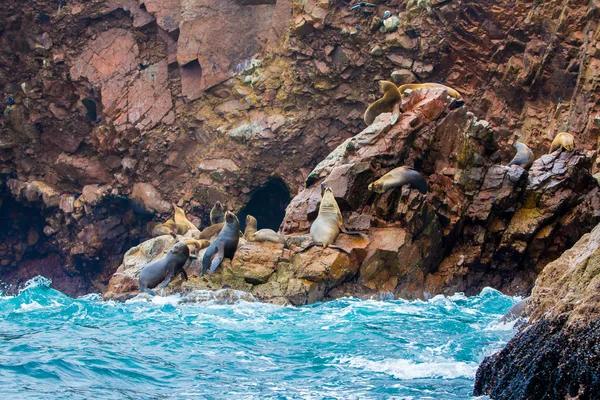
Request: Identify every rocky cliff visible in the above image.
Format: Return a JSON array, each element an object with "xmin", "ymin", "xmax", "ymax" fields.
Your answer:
[
  {"xmin": 2, "ymin": 0, "xmax": 600, "ymax": 295},
  {"xmin": 474, "ymin": 221, "xmax": 600, "ymax": 399},
  {"xmin": 104, "ymin": 87, "xmax": 599, "ymax": 305}
]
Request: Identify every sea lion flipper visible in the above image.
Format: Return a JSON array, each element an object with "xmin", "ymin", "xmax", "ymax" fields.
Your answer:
[
  {"xmin": 298, "ymin": 243, "xmax": 320, "ymax": 253},
  {"xmin": 209, "ymin": 242, "xmax": 225, "ymax": 273},
  {"xmin": 328, "ymin": 245, "xmax": 350, "ymax": 254},
  {"xmin": 390, "ymin": 102, "xmax": 400, "ymax": 125},
  {"xmin": 159, "ymin": 270, "xmax": 175, "ymax": 289},
  {"xmin": 340, "ymin": 230, "xmax": 362, "ymax": 236}
]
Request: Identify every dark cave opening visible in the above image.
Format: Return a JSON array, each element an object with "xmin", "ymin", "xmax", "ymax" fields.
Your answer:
[
  {"xmin": 0, "ymin": 195, "xmax": 47, "ymax": 256},
  {"xmin": 237, "ymin": 178, "xmax": 291, "ymax": 232}
]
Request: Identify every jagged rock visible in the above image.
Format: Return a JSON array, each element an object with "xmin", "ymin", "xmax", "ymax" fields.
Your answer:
[
  {"xmin": 282, "ymin": 89, "xmax": 598, "ymax": 298},
  {"xmin": 130, "ymin": 183, "xmax": 171, "ymax": 214},
  {"xmin": 474, "ymin": 222, "xmax": 600, "ymax": 399},
  {"xmin": 7, "ymin": 179, "xmax": 60, "ymax": 208},
  {"xmin": 103, "ymin": 230, "xmax": 370, "ymax": 304}
]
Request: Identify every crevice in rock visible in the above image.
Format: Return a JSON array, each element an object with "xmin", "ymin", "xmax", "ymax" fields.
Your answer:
[{"xmin": 237, "ymin": 177, "xmax": 291, "ymax": 231}]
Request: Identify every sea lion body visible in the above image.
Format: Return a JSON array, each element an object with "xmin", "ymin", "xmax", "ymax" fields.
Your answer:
[
  {"xmin": 201, "ymin": 211, "xmax": 240, "ymax": 275},
  {"xmin": 364, "ymin": 81, "xmax": 402, "ymax": 125},
  {"xmin": 244, "ymin": 215, "xmax": 258, "ymax": 240},
  {"xmin": 368, "ymin": 166, "xmax": 427, "ymax": 194},
  {"xmin": 499, "ymin": 299, "xmax": 528, "ymax": 324},
  {"xmin": 398, "ymin": 82, "xmax": 462, "ymax": 100},
  {"xmin": 310, "ymin": 187, "xmax": 343, "ymax": 248},
  {"xmin": 507, "ymin": 142, "xmax": 534, "ymax": 169},
  {"xmin": 210, "ymin": 201, "xmax": 224, "ymax": 225},
  {"xmin": 173, "ymin": 204, "xmax": 198, "ymax": 231},
  {"xmin": 549, "ymin": 132, "xmax": 575, "ymax": 153},
  {"xmin": 250, "ymin": 229, "xmax": 288, "ymax": 247},
  {"xmin": 152, "ymin": 220, "xmax": 189, "ymax": 237},
  {"xmin": 139, "ymin": 242, "xmax": 189, "ymax": 295},
  {"xmin": 182, "ymin": 239, "xmax": 210, "ymax": 256},
  {"xmin": 198, "ymin": 222, "xmax": 225, "ymax": 240},
  {"xmin": 300, "ymin": 187, "xmax": 362, "ymax": 253}
]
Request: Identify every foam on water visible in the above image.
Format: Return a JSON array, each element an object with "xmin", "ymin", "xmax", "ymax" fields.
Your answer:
[{"xmin": 0, "ymin": 276, "xmax": 518, "ymax": 399}]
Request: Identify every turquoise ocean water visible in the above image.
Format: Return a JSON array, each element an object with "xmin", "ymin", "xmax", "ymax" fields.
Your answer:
[{"xmin": 0, "ymin": 277, "xmax": 519, "ymax": 399}]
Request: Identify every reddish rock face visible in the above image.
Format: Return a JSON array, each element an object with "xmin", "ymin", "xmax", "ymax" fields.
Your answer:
[
  {"xmin": 282, "ymin": 89, "xmax": 599, "ymax": 299},
  {"xmin": 130, "ymin": 183, "xmax": 172, "ymax": 214}
]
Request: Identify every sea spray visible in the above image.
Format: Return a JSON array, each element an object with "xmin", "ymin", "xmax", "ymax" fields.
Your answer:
[{"xmin": 0, "ymin": 276, "xmax": 518, "ymax": 399}]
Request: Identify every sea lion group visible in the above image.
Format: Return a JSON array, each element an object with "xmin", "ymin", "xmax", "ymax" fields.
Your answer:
[{"xmin": 138, "ymin": 81, "xmax": 580, "ymax": 296}]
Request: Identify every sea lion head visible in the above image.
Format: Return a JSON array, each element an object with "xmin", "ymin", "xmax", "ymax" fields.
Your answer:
[
  {"xmin": 246, "ymin": 215, "xmax": 257, "ymax": 227},
  {"xmin": 322, "ymin": 186, "xmax": 334, "ymax": 198},
  {"xmin": 558, "ymin": 132, "xmax": 575, "ymax": 151},
  {"xmin": 379, "ymin": 80, "xmax": 396, "ymax": 93},
  {"xmin": 225, "ymin": 211, "xmax": 239, "ymax": 226},
  {"xmin": 515, "ymin": 142, "xmax": 525, "ymax": 151},
  {"xmin": 170, "ymin": 242, "xmax": 190, "ymax": 258},
  {"xmin": 214, "ymin": 201, "xmax": 223, "ymax": 211},
  {"xmin": 368, "ymin": 182, "xmax": 383, "ymax": 193}
]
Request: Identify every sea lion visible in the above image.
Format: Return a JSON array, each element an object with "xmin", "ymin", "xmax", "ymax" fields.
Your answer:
[
  {"xmin": 152, "ymin": 220, "xmax": 189, "ymax": 237},
  {"xmin": 244, "ymin": 215, "xmax": 258, "ymax": 240},
  {"xmin": 182, "ymin": 239, "xmax": 210, "ymax": 257},
  {"xmin": 198, "ymin": 222, "xmax": 225, "ymax": 240},
  {"xmin": 507, "ymin": 142, "xmax": 535, "ymax": 169},
  {"xmin": 397, "ymin": 82, "xmax": 463, "ymax": 101},
  {"xmin": 499, "ymin": 299, "xmax": 528, "ymax": 324},
  {"xmin": 250, "ymin": 229, "xmax": 288, "ymax": 248},
  {"xmin": 368, "ymin": 166, "xmax": 427, "ymax": 194},
  {"xmin": 299, "ymin": 187, "xmax": 362, "ymax": 254},
  {"xmin": 139, "ymin": 242, "xmax": 190, "ymax": 295},
  {"xmin": 210, "ymin": 201, "xmax": 225, "ymax": 225},
  {"xmin": 173, "ymin": 204, "xmax": 198, "ymax": 231},
  {"xmin": 549, "ymin": 132, "xmax": 575, "ymax": 153},
  {"xmin": 201, "ymin": 211, "xmax": 240, "ymax": 275},
  {"xmin": 364, "ymin": 80, "xmax": 402, "ymax": 125}
]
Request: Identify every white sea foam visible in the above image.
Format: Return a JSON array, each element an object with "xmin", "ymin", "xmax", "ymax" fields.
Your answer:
[
  {"xmin": 17, "ymin": 301, "xmax": 45, "ymax": 312},
  {"xmin": 337, "ymin": 356, "xmax": 478, "ymax": 379},
  {"xmin": 151, "ymin": 293, "xmax": 181, "ymax": 306}
]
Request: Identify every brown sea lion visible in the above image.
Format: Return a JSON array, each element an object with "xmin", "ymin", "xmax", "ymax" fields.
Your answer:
[
  {"xmin": 549, "ymin": 132, "xmax": 575, "ymax": 153},
  {"xmin": 210, "ymin": 201, "xmax": 225, "ymax": 225},
  {"xmin": 198, "ymin": 222, "xmax": 225, "ymax": 240},
  {"xmin": 201, "ymin": 211, "xmax": 240, "ymax": 275},
  {"xmin": 173, "ymin": 204, "xmax": 198, "ymax": 231},
  {"xmin": 397, "ymin": 82, "xmax": 463, "ymax": 100},
  {"xmin": 364, "ymin": 80, "xmax": 402, "ymax": 125},
  {"xmin": 152, "ymin": 220, "xmax": 189, "ymax": 237},
  {"xmin": 182, "ymin": 239, "xmax": 210, "ymax": 257},
  {"xmin": 507, "ymin": 142, "xmax": 535, "ymax": 169},
  {"xmin": 251, "ymin": 229, "xmax": 288, "ymax": 248},
  {"xmin": 244, "ymin": 215, "xmax": 258, "ymax": 240},
  {"xmin": 139, "ymin": 242, "xmax": 189, "ymax": 295},
  {"xmin": 299, "ymin": 187, "xmax": 362, "ymax": 254},
  {"xmin": 368, "ymin": 166, "xmax": 427, "ymax": 194}
]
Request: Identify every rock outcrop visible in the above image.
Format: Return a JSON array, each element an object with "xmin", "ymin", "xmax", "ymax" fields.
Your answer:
[
  {"xmin": 282, "ymin": 88, "xmax": 599, "ymax": 299},
  {"xmin": 104, "ymin": 232, "xmax": 370, "ymax": 305},
  {"xmin": 105, "ymin": 88, "xmax": 599, "ymax": 303},
  {"xmin": 2, "ymin": 0, "xmax": 600, "ymax": 295},
  {"xmin": 474, "ymin": 221, "xmax": 600, "ymax": 399}
]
